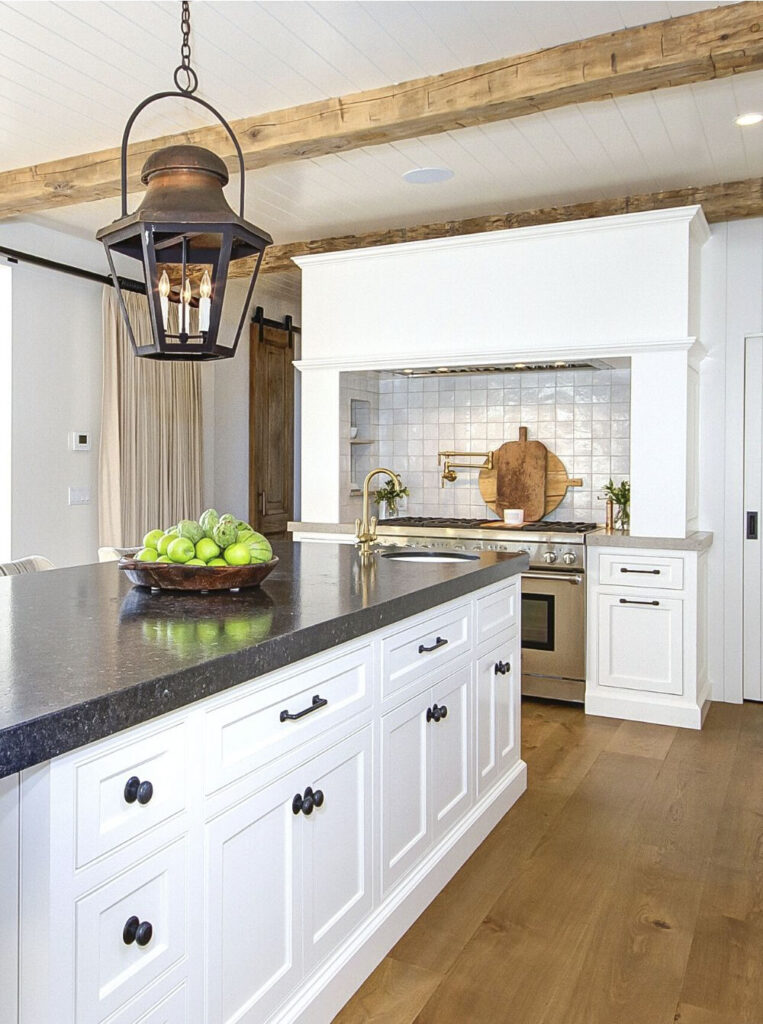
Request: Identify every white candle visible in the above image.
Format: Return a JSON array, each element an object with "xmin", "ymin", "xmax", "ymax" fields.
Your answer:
[
  {"xmin": 180, "ymin": 278, "xmax": 192, "ymax": 336},
  {"xmin": 158, "ymin": 270, "xmax": 170, "ymax": 329},
  {"xmin": 199, "ymin": 270, "xmax": 212, "ymax": 333}
]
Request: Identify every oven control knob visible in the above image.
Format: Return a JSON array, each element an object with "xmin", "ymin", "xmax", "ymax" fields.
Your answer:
[
  {"xmin": 563, "ymin": 552, "xmax": 577, "ymax": 565},
  {"xmin": 517, "ymin": 548, "xmax": 529, "ymax": 555},
  {"xmin": 543, "ymin": 551, "xmax": 558, "ymax": 564}
]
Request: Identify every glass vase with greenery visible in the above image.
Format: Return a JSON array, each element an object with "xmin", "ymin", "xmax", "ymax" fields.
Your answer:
[
  {"xmin": 374, "ymin": 477, "xmax": 410, "ymax": 518},
  {"xmin": 603, "ymin": 478, "xmax": 630, "ymax": 531}
]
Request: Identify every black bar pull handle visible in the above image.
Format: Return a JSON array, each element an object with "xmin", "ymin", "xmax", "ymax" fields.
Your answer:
[
  {"xmin": 620, "ymin": 567, "xmax": 661, "ymax": 575},
  {"xmin": 619, "ymin": 598, "xmax": 660, "ymax": 607},
  {"xmin": 280, "ymin": 694, "xmax": 328, "ymax": 722},
  {"xmin": 747, "ymin": 511, "xmax": 759, "ymax": 540},
  {"xmin": 419, "ymin": 636, "xmax": 448, "ymax": 654}
]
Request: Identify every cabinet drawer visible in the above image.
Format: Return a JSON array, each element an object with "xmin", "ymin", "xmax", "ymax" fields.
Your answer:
[
  {"xmin": 74, "ymin": 722, "xmax": 187, "ymax": 869},
  {"xmin": 381, "ymin": 601, "xmax": 471, "ymax": 703},
  {"xmin": 475, "ymin": 581, "xmax": 518, "ymax": 646},
  {"xmin": 205, "ymin": 644, "xmax": 372, "ymax": 793},
  {"xmin": 598, "ymin": 553, "xmax": 685, "ymax": 591},
  {"xmin": 597, "ymin": 593, "xmax": 683, "ymax": 695},
  {"xmin": 75, "ymin": 838, "xmax": 187, "ymax": 1023}
]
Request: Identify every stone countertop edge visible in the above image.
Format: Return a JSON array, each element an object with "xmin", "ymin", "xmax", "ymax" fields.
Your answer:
[
  {"xmin": 587, "ymin": 530, "xmax": 713, "ymax": 551},
  {"xmin": 0, "ymin": 553, "xmax": 526, "ymax": 780},
  {"xmin": 289, "ymin": 521, "xmax": 357, "ymax": 533}
]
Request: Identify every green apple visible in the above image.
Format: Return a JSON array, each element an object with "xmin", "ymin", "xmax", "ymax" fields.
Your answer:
[
  {"xmin": 143, "ymin": 529, "xmax": 164, "ymax": 550},
  {"xmin": 196, "ymin": 537, "xmax": 220, "ymax": 562},
  {"xmin": 167, "ymin": 537, "xmax": 195, "ymax": 563},
  {"xmin": 224, "ymin": 542, "xmax": 251, "ymax": 566},
  {"xmin": 157, "ymin": 532, "xmax": 175, "ymax": 556},
  {"xmin": 157, "ymin": 555, "xmax": 172, "ymax": 563},
  {"xmin": 207, "ymin": 557, "xmax": 227, "ymax": 566},
  {"xmin": 136, "ymin": 547, "xmax": 158, "ymax": 562},
  {"xmin": 186, "ymin": 557, "xmax": 206, "ymax": 566}
]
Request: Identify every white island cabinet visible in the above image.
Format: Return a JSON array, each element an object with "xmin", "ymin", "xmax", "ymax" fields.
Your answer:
[
  {"xmin": 10, "ymin": 574, "xmax": 523, "ymax": 1024},
  {"xmin": 585, "ymin": 541, "xmax": 710, "ymax": 729}
]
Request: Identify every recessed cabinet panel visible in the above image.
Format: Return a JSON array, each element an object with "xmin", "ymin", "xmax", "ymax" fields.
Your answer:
[
  {"xmin": 476, "ymin": 583, "xmax": 518, "ymax": 646},
  {"xmin": 74, "ymin": 722, "xmax": 187, "ymax": 868},
  {"xmin": 476, "ymin": 636, "xmax": 519, "ymax": 796},
  {"xmin": 597, "ymin": 594, "xmax": 683, "ymax": 695},
  {"xmin": 431, "ymin": 667, "xmax": 472, "ymax": 841},
  {"xmin": 381, "ymin": 694, "xmax": 430, "ymax": 894},
  {"xmin": 302, "ymin": 728, "xmax": 373, "ymax": 971},
  {"xmin": 205, "ymin": 645, "xmax": 372, "ymax": 793},
  {"xmin": 74, "ymin": 839, "xmax": 187, "ymax": 1024},
  {"xmin": 497, "ymin": 637, "xmax": 521, "ymax": 775},
  {"xmin": 205, "ymin": 774, "xmax": 301, "ymax": 1024},
  {"xmin": 109, "ymin": 983, "xmax": 188, "ymax": 1024},
  {"xmin": 381, "ymin": 602, "xmax": 471, "ymax": 703}
]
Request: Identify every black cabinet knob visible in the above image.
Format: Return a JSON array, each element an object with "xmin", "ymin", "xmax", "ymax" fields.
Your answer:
[
  {"xmin": 426, "ymin": 703, "xmax": 448, "ymax": 723},
  {"xmin": 292, "ymin": 786, "xmax": 325, "ymax": 816},
  {"xmin": 494, "ymin": 660, "xmax": 511, "ymax": 675},
  {"xmin": 123, "ymin": 916, "xmax": 153, "ymax": 947},
  {"xmin": 124, "ymin": 776, "xmax": 154, "ymax": 805}
]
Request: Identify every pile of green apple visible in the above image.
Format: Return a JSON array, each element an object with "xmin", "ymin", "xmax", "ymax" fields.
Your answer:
[{"xmin": 135, "ymin": 509, "xmax": 273, "ymax": 567}]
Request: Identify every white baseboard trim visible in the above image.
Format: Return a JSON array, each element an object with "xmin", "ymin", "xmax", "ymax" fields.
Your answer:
[
  {"xmin": 272, "ymin": 759, "xmax": 528, "ymax": 1024},
  {"xmin": 585, "ymin": 690, "xmax": 704, "ymax": 729}
]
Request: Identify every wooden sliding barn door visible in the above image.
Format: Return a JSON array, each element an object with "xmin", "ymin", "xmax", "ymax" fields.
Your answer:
[{"xmin": 249, "ymin": 308, "xmax": 298, "ymax": 540}]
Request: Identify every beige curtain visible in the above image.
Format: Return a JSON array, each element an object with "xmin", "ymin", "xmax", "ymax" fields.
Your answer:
[{"xmin": 99, "ymin": 288, "xmax": 203, "ymax": 547}]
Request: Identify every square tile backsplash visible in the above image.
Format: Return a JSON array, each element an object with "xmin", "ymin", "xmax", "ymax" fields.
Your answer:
[{"xmin": 339, "ymin": 367, "xmax": 630, "ymax": 523}]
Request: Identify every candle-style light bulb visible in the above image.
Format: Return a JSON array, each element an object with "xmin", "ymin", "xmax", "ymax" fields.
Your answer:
[
  {"xmin": 180, "ymin": 278, "xmax": 192, "ymax": 336},
  {"xmin": 199, "ymin": 270, "xmax": 211, "ymax": 333},
  {"xmin": 159, "ymin": 270, "xmax": 170, "ymax": 328}
]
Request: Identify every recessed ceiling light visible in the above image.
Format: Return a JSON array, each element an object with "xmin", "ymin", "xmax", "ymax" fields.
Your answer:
[
  {"xmin": 402, "ymin": 167, "xmax": 455, "ymax": 185},
  {"xmin": 437, "ymin": 367, "xmax": 450, "ymax": 373},
  {"xmin": 402, "ymin": 368, "xmax": 414, "ymax": 374},
  {"xmin": 735, "ymin": 111, "xmax": 763, "ymax": 127}
]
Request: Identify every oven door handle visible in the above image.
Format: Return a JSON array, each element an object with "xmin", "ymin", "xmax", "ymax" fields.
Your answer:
[{"xmin": 522, "ymin": 572, "xmax": 583, "ymax": 585}]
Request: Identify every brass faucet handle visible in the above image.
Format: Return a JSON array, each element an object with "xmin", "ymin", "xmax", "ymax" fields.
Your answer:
[
  {"xmin": 354, "ymin": 517, "xmax": 362, "ymax": 539},
  {"xmin": 370, "ymin": 515, "xmax": 377, "ymax": 536}
]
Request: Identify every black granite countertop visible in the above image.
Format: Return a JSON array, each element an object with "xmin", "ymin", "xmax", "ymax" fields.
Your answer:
[{"xmin": 0, "ymin": 541, "xmax": 526, "ymax": 777}]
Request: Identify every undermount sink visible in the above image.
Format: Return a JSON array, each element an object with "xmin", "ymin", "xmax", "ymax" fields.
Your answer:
[{"xmin": 381, "ymin": 550, "xmax": 479, "ymax": 564}]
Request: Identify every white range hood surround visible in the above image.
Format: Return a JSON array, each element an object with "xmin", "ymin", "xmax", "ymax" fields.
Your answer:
[{"xmin": 295, "ymin": 206, "xmax": 709, "ymax": 538}]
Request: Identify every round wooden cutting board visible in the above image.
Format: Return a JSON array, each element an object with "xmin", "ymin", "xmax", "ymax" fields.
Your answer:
[{"xmin": 478, "ymin": 427, "xmax": 582, "ymax": 520}]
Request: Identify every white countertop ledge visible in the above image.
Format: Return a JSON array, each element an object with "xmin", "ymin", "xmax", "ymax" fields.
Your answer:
[{"xmin": 587, "ymin": 530, "xmax": 713, "ymax": 551}]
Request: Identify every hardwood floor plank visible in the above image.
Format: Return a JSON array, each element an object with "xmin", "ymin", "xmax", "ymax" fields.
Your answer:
[
  {"xmin": 606, "ymin": 719, "xmax": 678, "ymax": 761},
  {"xmin": 332, "ymin": 956, "xmax": 442, "ymax": 1024}
]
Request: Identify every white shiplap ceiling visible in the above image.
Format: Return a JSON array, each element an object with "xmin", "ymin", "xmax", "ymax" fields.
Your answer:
[{"xmin": 2, "ymin": 0, "xmax": 760, "ymax": 247}]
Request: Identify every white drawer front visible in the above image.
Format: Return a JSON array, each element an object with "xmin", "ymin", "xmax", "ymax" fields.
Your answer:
[
  {"xmin": 381, "ymin": 601, "xmax": 471, "ymax": 703},
  {"xmin": 599, "ymin": 553, "xmax": 685, "ymax": 591},
  {"xmin": 476, "ymin": 582, "xmax": 518, "ymax": 646},
  {"xmin": 597, "ymin": 594, "xmax": 684, "ymax": 695},
  {"xmin": 205, "ymin": 645, "xmax": 372, "ymax": 793},
  {"xmin": 75, "ymin": 839, "xmax": 187, "ymax": 1023},
  {"xmin": 74, "ymin": 723, "xmax": 187, "ymax": 868}
]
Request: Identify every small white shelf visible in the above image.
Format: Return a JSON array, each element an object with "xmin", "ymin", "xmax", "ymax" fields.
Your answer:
[{"xmin": 350, "ymin": 439, "xmax": 375, "ymax": 445}]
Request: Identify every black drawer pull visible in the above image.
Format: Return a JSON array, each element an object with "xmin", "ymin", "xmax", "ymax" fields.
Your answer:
[
  {"xmin": 280, "ymin": 694, "xmax": 328, "ymax": 722},
  {"xmin": 619, "ymin": 598, "xmax": 660, "ymax": 606},
  {"xmin": 292, "ymin": 786, "xmax": 324, "ymax": 816},
  {"xmin": 426, "ymin": 703, "xmax": 448, "ymax": 723},
  {"xmin": 494, "ymin": 660, "xmax": 511, "ymax": 675},
  {"xmin": 620, "ymin": 568, "xmax": 661, "ymax": 575},
  {"xmin": 419, "ymin": 636, "xmax": 448, "ymax": 654},
  {"xmin": 124, "ymin": 777, "xmax": 154, "ymax": 805},
  {"xmin": 123, "ymin": 916, "xmax": 153, "ymax": 947}
]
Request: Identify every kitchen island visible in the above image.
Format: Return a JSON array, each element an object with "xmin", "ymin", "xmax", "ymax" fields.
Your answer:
[{"xmin": 0, "ymin": 541, "xmax": 526, "ymax": 1024}]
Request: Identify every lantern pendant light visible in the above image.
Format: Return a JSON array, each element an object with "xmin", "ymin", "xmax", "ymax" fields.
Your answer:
[{"xmin": 96, "ymin": 1, "xmax": 272, "ymax": 360}]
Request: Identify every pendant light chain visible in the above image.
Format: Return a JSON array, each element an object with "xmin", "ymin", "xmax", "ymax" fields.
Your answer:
[{"xmin": 173, "ymin": 1, "xmax": 198, "ymax": 95}]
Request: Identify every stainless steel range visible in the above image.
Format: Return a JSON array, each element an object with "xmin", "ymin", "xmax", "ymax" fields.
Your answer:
[{"xmin": 375, "ymin": 517, "xmax": 600, "ymax": 704}]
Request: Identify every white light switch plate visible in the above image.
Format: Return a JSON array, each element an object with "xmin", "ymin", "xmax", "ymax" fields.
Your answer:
[{"xmin": 68, "ymin": 487, "xmax": 90, "ymax": 506}]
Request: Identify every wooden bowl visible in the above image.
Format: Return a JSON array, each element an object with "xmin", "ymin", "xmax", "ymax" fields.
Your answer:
[{"xmin": 118, "ymin": 554, "xmax": 279, "ymax": 592}]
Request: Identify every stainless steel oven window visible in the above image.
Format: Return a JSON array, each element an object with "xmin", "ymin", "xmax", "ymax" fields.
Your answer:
[{"xmin": 522, "ymin": 593, "xmax": 555, "ymax": 651}]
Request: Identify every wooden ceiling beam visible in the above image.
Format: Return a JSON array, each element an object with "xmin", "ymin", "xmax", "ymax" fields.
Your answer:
[
  {"xmin": 252, "ymin": 177, "xmax": 763, "ymax": 275},
  {"xmin": 1, "ymin": 2, "xmax": 763, "ymax": 219}
]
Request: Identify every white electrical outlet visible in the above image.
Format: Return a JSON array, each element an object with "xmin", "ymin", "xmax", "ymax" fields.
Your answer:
[
  {"xmin": 70, "ymin": 432, "xmax": 91, "ymax": 451},
  {"xmin": 68, "ymin": 487, "xmax": 90, "ymax": 506}
]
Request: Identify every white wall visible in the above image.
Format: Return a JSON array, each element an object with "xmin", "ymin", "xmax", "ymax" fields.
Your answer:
[
  {"xmin": 699, "ymin": 217, "xmax": 763, "ymax": 702},
  {"xmin": 0, "ymin": 266, "xmax": 11, "ymax": 562},
  {"xmin": 211, "ymin": 272, "xmax": 301, "ymax": 521},
  {"xmin": 1, "ymin": 222, "xmax": 106, "ymax": 567}
]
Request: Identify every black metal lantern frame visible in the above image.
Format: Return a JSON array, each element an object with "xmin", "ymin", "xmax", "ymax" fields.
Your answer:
[{"xmin": 96, "ymin": 5, "xmax": 272, "ymax": 361}]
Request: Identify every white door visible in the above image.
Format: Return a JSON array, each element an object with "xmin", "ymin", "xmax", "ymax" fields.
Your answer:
[
  {"xmin": 302, "ymin": 727, "xmax": 373, "ymax": 971},
  {"xmin": 475, "ymin": 637, "xmax": 519, "ymax": 796},
  {"xmin": 597, "ymin": 593, "xmax": 683, "ymax": 696},
  {"xmin": 205, "ymin": 772, "xmax": 302, "ymax": 1024},
  {"xmin": 380, "ymin": 691, "xmax": 430, "ymax": 895},
  {"xmin": 744, "ymin": 335, "xmax": 763, "ymax": 701},
  {"xmin": 430, "ymin": 666, "xmax": 471, "ymax": 842}
]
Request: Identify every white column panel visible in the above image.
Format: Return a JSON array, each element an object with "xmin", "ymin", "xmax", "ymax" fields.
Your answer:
[{"xmin": 300, "ymin": 367, "xmax": 341, "ymax": 522}]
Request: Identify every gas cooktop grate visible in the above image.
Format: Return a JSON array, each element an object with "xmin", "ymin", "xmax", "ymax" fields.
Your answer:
[{"xmin": 381, "ymin": 517, "xmax": 598, "ymax": 534}]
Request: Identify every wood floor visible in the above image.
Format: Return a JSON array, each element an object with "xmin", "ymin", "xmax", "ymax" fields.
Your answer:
[{"xmin": 334, "ymin": 699, "xmax": 763, "ymax": 1024}]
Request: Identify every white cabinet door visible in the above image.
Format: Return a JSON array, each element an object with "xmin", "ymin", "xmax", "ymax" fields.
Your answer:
[
  {"xmin": 381, "ymin": 692, "xmax": 430, "ymax": 895},
  {"xmin": 597, "ymin": 594, "xmax": 683, "ymax": 695},
  {"xmin": 430, "ymin": 666, "xmax": 471, "ymax": 842},
  {"xmin": 302, "ymin": 727, "xmax": 373, "ymax": 971},
  {"xmin": 0, "ymin": 775, "xmax": 18, "ymax": 1024},
  {"xmin": 476, "ymin": 637, "xmax": 520, "ymax": 796},
  {"xmin": 205, "ymin": 773, "xmax": 302, "ymax": 1024}
]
